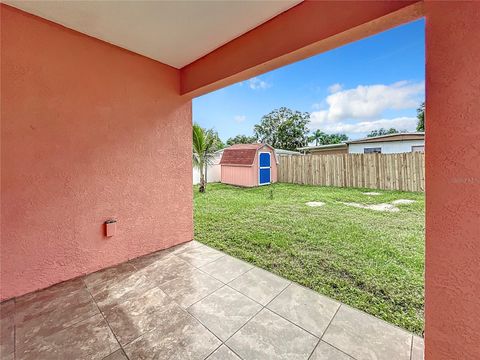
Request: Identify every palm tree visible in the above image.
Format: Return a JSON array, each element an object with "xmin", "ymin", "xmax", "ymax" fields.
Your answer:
[
  {"xmin": 309, "ymin": 130, "xmax": 327, "ymax": 146},
  {"xmin": 192, "ymin": 124, "xmax": 217, "ymax": 193}
]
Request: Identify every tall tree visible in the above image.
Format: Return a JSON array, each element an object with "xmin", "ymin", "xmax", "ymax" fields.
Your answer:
[
  {"xmin": 226, "ymin": 134, "xmax": 257, "ymax": 146},
  {"xmin": 416, "ymin": 102, "xmax": 425, "ymax": 131},
  {"xmin": 192, "ymin": 124, "xmax": 218, "ymax": 193},
  {"xmin": 308, "ymin": 130, "xmax": 348, "ymax": 145},
  {"xmin": 367, "ymin": 128, "xmax": 402, "ymax": 138},
  {"xmin": 329, "ymin": 133, "xmax": 349, "ymax": 144},
  {"xmin": 309, "ymin": 130, "xmax": 326, "ymax": 146},
  {"xmin": 205, "ymin": 129, "xmax": 225, "ymax": 151},
  {"xmin": 254, "ymin": 107, "xmax": 310, "ymax": 151}
]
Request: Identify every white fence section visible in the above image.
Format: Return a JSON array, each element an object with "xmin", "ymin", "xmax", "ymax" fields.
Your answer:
[{"xmin": 193, "ymin": 150, "xmax": 222, "ymax": 184}]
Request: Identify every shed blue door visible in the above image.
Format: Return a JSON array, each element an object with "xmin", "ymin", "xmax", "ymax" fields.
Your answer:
[{"xmin": 259, "ymin": 152, "xmax": 271, "ymax": 185}]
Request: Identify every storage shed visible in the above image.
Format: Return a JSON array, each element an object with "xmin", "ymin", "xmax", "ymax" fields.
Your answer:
[{"xmin": 220, "ymin": 144, "xmax": 277, "ymax": 187}]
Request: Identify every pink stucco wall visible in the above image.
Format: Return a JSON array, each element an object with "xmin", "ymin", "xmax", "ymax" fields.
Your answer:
[
  {"xmin": 0, "ymin": 5, "xmax": 193, "ymax": 300},
  {"xmin": 221, "ymin": 146, "xmax": 277, "ymax": 187},
  {"xmin": 425, "ymin": 2, "xmax": 480, "ymax": 359}
]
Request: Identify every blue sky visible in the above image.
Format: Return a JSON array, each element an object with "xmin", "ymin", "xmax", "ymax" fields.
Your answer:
[{"xmin": 193, "ymin": 19, "xmax": 425, "ymax": 142}]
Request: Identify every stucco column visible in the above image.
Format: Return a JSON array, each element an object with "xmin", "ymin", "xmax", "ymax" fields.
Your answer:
[{"xmin": 425, "ymin": 2, "xmax": 480, "ymax": 359}]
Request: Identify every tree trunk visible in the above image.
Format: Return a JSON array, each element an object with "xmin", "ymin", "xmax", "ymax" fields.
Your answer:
[
  {"xmin": 204, "ymin": 162, "xmax": 208, "ymax": 191},
  {"xmin": 199, "ymin": 164, "xmax": 205, "ymax": 193}
]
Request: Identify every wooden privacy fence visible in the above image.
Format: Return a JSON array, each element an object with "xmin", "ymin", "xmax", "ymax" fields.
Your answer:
[{"xmin": 277, "ymin": 153, "xmax": 425, "ymax": 192}]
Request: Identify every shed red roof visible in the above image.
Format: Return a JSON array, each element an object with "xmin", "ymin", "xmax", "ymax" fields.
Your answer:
[
  {"xmin": 227, "ymin": 144, "xmax": 264, "ymax": 150},
  {"xmin": 220, "ymin": 143, "xmax": 269, "ymax": 166}
]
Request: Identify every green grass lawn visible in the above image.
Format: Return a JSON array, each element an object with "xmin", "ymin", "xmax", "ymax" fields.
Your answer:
[{"xmin": 194, "ymin": 183, "xmax": 425, "ymax": 335}]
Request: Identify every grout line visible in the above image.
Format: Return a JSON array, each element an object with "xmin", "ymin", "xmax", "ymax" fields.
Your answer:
[
  {"xmin": 223, "ymin": 343, "xmax": 247, "ymax": 360},
  {"xmin": 182, "ymin": 306, "xmax": 225, "ymax": 346},
  {"xmin": 221, "ymin": 301, "xmax": 265, "ymax": 344},
  {"xmin": 410, "ymin": 334, "xmax": 414, "ymax": 360},
  {"xmin": 225, "ymin": 266, "xmax": 255, "ymax": 285},
  {"xmin": 83, "ymin": 279, "xmax": 131, "ymax": 360},
  {"xmin": 264, "ymin": 282, "xmax": 291, "ymax": 308},
  {"xmin": 186, "ymin": 283, "xmax": 227, "ymax": 310},
  {"xmin": 13, "ymin": 299, "xmax": 16, "ymax": 360},
  {"xmin": 100, "ymin": 349, "xmax": 128, "ymax": 360},
  {"xmin": 307, "ymin": 338, "xmax": 322, "ymax": 360},
  {"xmin": 313, "ymin": 304, "xmax": 360, "ymax": 360},
  {"xmin": 201, "ymin": 343, "xmax": 223, "ymax": 360},
  {"xmin": 266, "ymin": 307, "xmax": 321, "ymax": 340},
  {"xmin": 320, "ymin": 339, "xmax": 358, "ymax": 360},
  {"xmin": 318, "ymin": 303, "xmax": 341, "ymax": 343},
  {"xmin": 223, "ymin": 283, "xmax": 265, "ymax": 307}
]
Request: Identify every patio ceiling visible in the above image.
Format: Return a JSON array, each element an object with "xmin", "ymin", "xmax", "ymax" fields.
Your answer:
[{"xmin": 3, "ymin": 0, "xmax": 301, "ymax": 69}]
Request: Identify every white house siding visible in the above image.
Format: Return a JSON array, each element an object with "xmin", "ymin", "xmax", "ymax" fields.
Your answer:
[{"xmin": 348, "ymin": 140, "xmax": 425, "ymax": 154}]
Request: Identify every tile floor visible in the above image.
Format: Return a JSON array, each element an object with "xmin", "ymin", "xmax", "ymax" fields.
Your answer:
[{"xmin": 0, "ymin": 241, "xmax": 424, "ymax": 360}]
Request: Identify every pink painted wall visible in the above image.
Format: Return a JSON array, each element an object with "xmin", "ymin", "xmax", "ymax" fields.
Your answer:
[
  {"xmin": 221, "ymin": 165, "xmax": 257, "ymax": 188},
  {"xmin": 221, "ymin": 146, "xmax": 277, "ymax": 187},
  {"xmin": 0, "ymin": 5, "xmax": 193, "ymax": 300},
  {"xmin": 424, "ymin": 2, "xmax": 480, "ymax": 359}
]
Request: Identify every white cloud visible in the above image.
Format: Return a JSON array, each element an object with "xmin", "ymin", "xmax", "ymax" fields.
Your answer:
[
  {"xmin": 234, "ymin": 115, "xmax": 246, "ymax": 123},
  {"xmin": 328, "ymin": 83, "xmax": 343, "ymax": 93},
  {"xmin": 319, "ymin": 117, "xmax": 417, "ymax": 134},
  {"xmin": 311, "ymin": 81, "xmax": 424, "ymax": 126},
  {"xmin": 249, "ymin": 77, "xmax": 271, "ymax": 90}
]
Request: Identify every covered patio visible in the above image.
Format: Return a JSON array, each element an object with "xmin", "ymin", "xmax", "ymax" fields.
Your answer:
[
  {"xmin": 1, "ymin": 241, "xmax": 423, "ymax": 360},
  {"xmin": 1, "ymin": 1, "xmax": 479, "ymax": 359}
]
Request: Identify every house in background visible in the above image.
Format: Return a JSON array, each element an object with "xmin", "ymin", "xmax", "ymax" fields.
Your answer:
[
  {"xmin": 298, "ymin": 143, "xmax": 348, "ymax": 155},
  {"xmin": 347, "ymin": 132, "xmax": 425, "ymax": 154},
  {"xmin": 274, "ymin": 148, "xmax": 302, "ymax": 162},
  {"xmin": 220, "ymin": 144, "xmax": 277, "ymax": 187},
  {"xmin": 299, "ymin": 132, "xmax": 425, "ymax": 155}
]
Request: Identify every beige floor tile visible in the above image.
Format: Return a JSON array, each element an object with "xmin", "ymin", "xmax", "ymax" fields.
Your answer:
[
  {"xmin": 176, "ymin": 246, "xmax": 225, "ymax": 267},
  {"xmin": 16, "ymin": 314, "xmax": 119, "ymax": 360},
  {"xmin": 103, "ymin": 287, "xmax": 178, "ymax": 345},
  {"xmin": 310, "ymin": 341, "xmax": 353, "ymax": 360},
  {"xmin": 207, "ymin": 345, "xmax": 241, "ymax": 360},
  {"xmin": 200, "ymin": 255, "xmax": 253, "ymax": 283},
  {"xmin": 267, "ymin": 284, "xmax": 340, "ymax": 337},
  {"xmin": 124, "ymin": 309, "xmax": 220, "ymax": 360},
  {"xmin": 160, "ymin": 269, "xmax": 223, "ymax": 308},
  {"xmin": 227, "ymin": 309, "xmax": 318, "ymax": 360},
  {"xmin": 323, "ymin": 305, "xmax": 412, "ymax": 360},
  {"xmin": 229, "ymin": 268, "xmax": 290, "ymax": 305},
  {"xmin": 188, "ymin": 286, "xmax": 261, "ymax": 341}
]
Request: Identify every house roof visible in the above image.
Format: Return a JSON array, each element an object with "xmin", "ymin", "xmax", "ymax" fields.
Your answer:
[
  {"xmin": 346, "ymin": 132, "xmax": 425, "ymax": 144},
  {"xmin": 297, "ymin": 143, "xmax": 348, "ymax": 151},
  {"xmin": 275, "ymin": 149, "xmax": 302, "ymax": 155},
  {"xmin": 220, "ymin": 144, "xmax": 273, "ymax": 166},
  {"xmin": 297, "ymin": 133, "xmax": 425, "ymax": 151}
]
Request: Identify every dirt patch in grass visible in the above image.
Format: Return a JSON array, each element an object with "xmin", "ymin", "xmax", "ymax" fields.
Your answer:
[
  {"xmin": 342, "ymin": 202, "xmax": 400, "ymax": 212},
  {"xmin": 392, "ymin": 199, "xmax": 416, "ymax": 205},
  {"xmin": 306, "ymin": 201, "xmax": 325, "ymax": 207}
]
